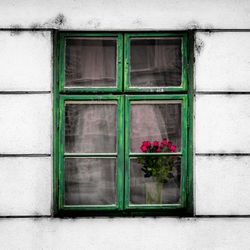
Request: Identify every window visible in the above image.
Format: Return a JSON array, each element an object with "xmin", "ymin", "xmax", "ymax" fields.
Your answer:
[{"xmin": 53, "ymin": 32, "xmax": 193, "ymax": 216}]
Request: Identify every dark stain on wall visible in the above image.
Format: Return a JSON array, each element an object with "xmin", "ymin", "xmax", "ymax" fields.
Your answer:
[
  {"xmin": 194, "ymin": 37, "xmax": 204, "ymax": 55},
  {"xmin": 184, "ymin": 20, "xmax": 214, "ymax": 31},
  {"xmin": 29, "ymin": 13, "xmax": 67, "ymax": 29},
  {"xmin": 9, "ymin": 25, "xmax": 22, "ymax": 35},
  {"xmin": 53, "ymin": 14, "xmax": 66, "ymax": 26},
  {"xmin": 184, "ymin": 21, "xmax": 202, "ymax": 30},
  {"xmin": 30, "ymin": 23, "xmax": 43, "ymax": 30}
]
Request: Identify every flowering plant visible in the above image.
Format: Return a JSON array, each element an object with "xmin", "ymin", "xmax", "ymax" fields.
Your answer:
[{"xmin": 138, "ymin": 138, "xmax": 177, "ymax": 183}]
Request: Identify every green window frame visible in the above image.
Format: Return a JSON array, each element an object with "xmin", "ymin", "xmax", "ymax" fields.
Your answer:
[
  {"xmin": 53, "ymin": 31, "xmax": 193, "ymax": 216},
  {"xmin": 124, "ymin": 33, "xmax": 188, "ymax": 92},
  {"xmin": 124, "ymin": 95, "xmax": 188, "ymax": 212},
  {"xmin": 59, "ymin": 33, "xmax": 123, "ymax": 93}
]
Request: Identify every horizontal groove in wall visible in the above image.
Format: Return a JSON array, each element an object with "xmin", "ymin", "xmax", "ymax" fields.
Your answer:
[
  {"xmin": 0, "ymin": 215, "xmax": 52, "ymax": 219},
  {"xmin": 0, "ymin": 154, "xmax": 51, "ymax": 157},
  {"xmin": 0, "ymin": 28, "xmax": 250, "ymax": 32},
  {"xmin": 195, "ymin": 215, "xmax": 250, "ymax": 218},
  {"xmin": 1, "ymin": 215, "xmax": 250, "ymax": 219},
  {"xmin": 0, "ymin": 28, "xmax": 55, "ymax": 31},
  {"xmin": 195, "ymin": 29, "xmax": 250, "ymax": 32},
  {"xmin": 195, "ymin": 91, "xmax": 250, "ymax": 95},
  {"xmin": 196, "ymin": 153, "xmax": 250, "ymax": 156},
  {"xmin": 0, "ymin": 91, "xmax": 51, "ymax": 94}
]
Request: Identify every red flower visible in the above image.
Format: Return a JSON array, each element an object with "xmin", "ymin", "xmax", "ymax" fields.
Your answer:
[
  {"xmin": 156, "ymin": 147, "xmax": 161, "ymax": 152},
  {"xmin": 160, "ymin": 143, "xmax": 164, "ymax": 148},
  {"xmin": 172, "ymin": 156, "xmax": 177, "ymax": 159},
  {"xmin": 162, "ymin": 139, "xmax": 167, "ymax": 145},
  {"xmin": 142, "ymin": 141, "xmax": 148, "ymax": 146},
  {"xmin": 153, "ymin": 141, "xmax": 159, "ymax": 147},
  {"xmin": 167, "ymin": 141, "xmax": 172, "ymax": 148},
  {"xmin": 140, "ymin": 145, "xmax": 147, "ymax": 152},
  {"xmin": 170, "ymin": 145, "xmax": 176, "ymax": 152}
]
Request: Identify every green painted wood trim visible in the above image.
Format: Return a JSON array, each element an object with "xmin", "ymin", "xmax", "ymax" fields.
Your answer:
[
  {"xmin": 186, "ymin": 31, "xmax": 194, "ymax": 216},
  {"xmin": 58, "ymin": 97, "xmax": 64, "ymax": 210},
  {"xmin": 124, "ymin": 32, "xmax": 188, "ymax": 92},
  {"xmin": 53, "ymin": 30, "xmax": 60, "ymax": 215},
  {"xmin": 58, "ymin": 95, "xmax": 124, "ymax": 211},
  {"xmin": 54, "ymin": 31, "xmax": 193, "ymax": 216},
  {"xmin": 124, "ymin": 94, "xmax": 188, "ymax": 210},
  {"xmin": 60, "ymin": 32, "xmax": 123, "ymax": 37},
  {"xmin": 59, "ymin": 33, "xmax": 123, "ymax": 93},
  {"xmin": 64, "ymin": 153, "xmax": 117, "ymax": 157},
  {"xmin": 57, "ymin": 208, "xmax": 188, "ymax": 217},
  {"xmin": 63, "ymin": 205, "xmax": 119, "ymax": 211},
  {"xmin": 130, "ymin": 153, "xmax": 182, "ymax": 157}
]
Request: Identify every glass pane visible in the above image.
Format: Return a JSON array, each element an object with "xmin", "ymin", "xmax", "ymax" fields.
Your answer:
[
  {"xmin": 130, "ymin": 101, "xmax": 182, "ymax": 153},
  {"xmin": 65, "ymin": 37, "xmax": 117, "ymax": 88},
  {"xmin": 130, "ymin": 37, "xmax": 182, "ymax": 87},
  {"xmin": 130, "ymin": 157, "xmax": 181, "ymax": 205},
  {"xmin": 64, "ymin": 158, "xmax": 116, "ymax": 205},
  {"xmin": 65, "ymin": 101, "xmax": 117, "ymax": 153}
]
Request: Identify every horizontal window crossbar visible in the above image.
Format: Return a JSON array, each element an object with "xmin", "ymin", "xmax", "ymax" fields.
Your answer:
[
  {"xmin": 129, "ymin": 152, "xmax": 182, "ymax": 157},
  {"xmin": 64, "ymin": 153, "xmax": 117, "ymax": 158},
  {"xmin": 63, "ymin": 205, "xmax": 118, "ymax": 210}
]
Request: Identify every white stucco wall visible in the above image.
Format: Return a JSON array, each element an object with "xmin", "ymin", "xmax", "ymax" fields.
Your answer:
[
  {"xmin": 194, "ymin": 32, "xmax": 250, "ymax": 217},
  {"xmin": 1, "ymin": 218, "xmax": 250, "ymax": 250},
  {"xmin": 0, "ymin": 31, "xmax": 52, "ymax": 91},
  {"xmin": 0, "ymin": 0, "xmax": 250, "ymax": 30},
  {"xmin": 0, "ymin": 31, "xmax": 53, "ymax": 217},
  {"xmin": 0, "ymin": 1, "xmax": 250, "ymax": 249}
]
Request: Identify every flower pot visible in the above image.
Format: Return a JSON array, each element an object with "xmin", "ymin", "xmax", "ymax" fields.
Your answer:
[{"xmin": 145, "ymin": 181, "xmax": 163, "ymax": 204}]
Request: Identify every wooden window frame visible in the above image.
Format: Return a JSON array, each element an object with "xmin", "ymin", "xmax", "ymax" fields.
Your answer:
[
  {"xmin": 124, "ymin": 33, "xmax": 188, "ymax": 92},
  {"xmin": 53, "ymin": 31, "xmax": 193, "ymax": 217}
]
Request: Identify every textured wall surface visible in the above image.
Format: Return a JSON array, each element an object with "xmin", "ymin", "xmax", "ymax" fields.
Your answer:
[
  {"xmin": 0, "ymin": 31, "xmax": 52, "ymax": 91},
  {"xmin": 195, "ymin": 32, "xmax": 250, "ymax": 92},
  {"xmin": 0, "ymin": 31, "xmax": 53, "ymax": 217},
  {"xmin": 1, "ymin": 218, "xmax": 250, "ymax": 250},
  {"xmin": 194, "ymin": 31, "xmax": 250, "ymax": 216},
  {"xmin": 0, "ymin": 94, "xmax": 52, "ymax": 154},
  {"xmin": 195, "ymin": 95, "xmax": 250, "ymax": 153},
  {"xmin": 0, "ymin": 0, "xmax": 250, "ymax": 30},
  {"xmin": 0, "ymin": 157, "xmax": 52, "ymax": 216},
  {"xmin": 0, "ymin": 6, "xmax": 250, "ymax": 248},
  {"xmin": 196, "ymin": 156, "xmax": 250, "ymax": 215}
]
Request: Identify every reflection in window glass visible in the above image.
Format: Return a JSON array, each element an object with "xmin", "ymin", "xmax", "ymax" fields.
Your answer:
[
  {"xmin": 130, "ymin": 101, "xmax": 182, "ymax": 153},
  {"xmin": 64, "ymin": 158, "xmax": 116, "ymax": 205},
  {"xmin": 65, "ymin": 38, "xmax": 117, "ymax": 87},
  {"xmin": 130, "ymin": 157, "xmax": 181, "ymax": 205},
  {"xmin": 65, "ymin": 101, "xmax": 117, "ymax": 153},
  {"xmin": 130, "ymin": 38, "xmax": 182, "ymax": 87}
]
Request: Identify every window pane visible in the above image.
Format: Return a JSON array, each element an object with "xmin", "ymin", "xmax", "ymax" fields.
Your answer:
[
  {"xmin": 130, "ymin": 38, "xmax": 182, "ymax": 87},
  {"xmin": 130, "ymin": 157, "xmax": 181, "ymax": 205},
  {"xmin": 65, "ymin": 101, "xmax": 117, "ymax": 153},
  {"xmin": 130, "ymin": 101, "xmax": 182, "ymax": 153},
  {"xmin": 64, "ymin": 158, "xmax": 116, "ymax": 205},
  {"xmin": 65, "ymin": 38, "xmax": 117, "ymax": 88}
]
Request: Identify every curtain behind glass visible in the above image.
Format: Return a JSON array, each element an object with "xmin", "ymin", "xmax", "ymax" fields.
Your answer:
[
  {"xmin": 130, "ymin": 103, "xmax": 182, "ymax": 152},
  {"xmin": 65, "ymin": 103, "xmax": 117, "ymax": 153},
  {"xmin": 130, "ymin": 38, "xmax": 182, "ymax": 87},
  {"xmin": 65, "ymin": 38, "xmax": 117, "ymax": 87}
]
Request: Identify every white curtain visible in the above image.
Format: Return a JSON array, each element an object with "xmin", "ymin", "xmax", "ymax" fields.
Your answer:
[{"xmin": 65, "ymin": 38, "xmax": 116, "ymax": 87}]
